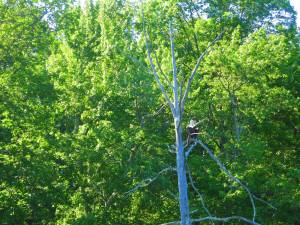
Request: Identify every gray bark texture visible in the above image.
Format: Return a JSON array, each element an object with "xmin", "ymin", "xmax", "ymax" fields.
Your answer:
[{"xmin": 175, "ymin": 118, "xmax": 190, "ymax": 225}]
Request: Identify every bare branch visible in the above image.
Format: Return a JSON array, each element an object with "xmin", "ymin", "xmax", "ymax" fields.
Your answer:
[
  {"xmin": 169, "ymin": 21, "xmax": 179, "ymax": 109},
  {"xmin": 186, "ymin": 164, "xmax": 215, "ymax": 225},
  {"xmin": 153, "ymin": 49, "xmax": 173, "ymax": 87},
  {"xmin": 185, "ymin": 141, "xmax": 198, "ymax": 158},
  {"xmin": 126, "ymin": 54, "xmax": 152, "ymax": 73},
  {"xmin": 196, "ymin": 139, "xmax": 257, "ymax": 221},
  {"xmin": 187, "ymin": 139, "xmax": 276, "ymax": 213},
  {"xmin": 167, "ymin": 190, "xmax": 179, "ymax": 200},
  {"xmin": 161, "ymin": 216, "xmax": 261, "ymax": 225},
  {"xmin": 167, "ymin": 144, "xmax": 176, "ymax": 154},
  {"xmin": 145, "ymin": 38, "xmax": 175, "ymax": 115},
  {"xmin": 193, "ymin": 216, "xmax": 261, "ymax": 224},
  {"xmin": 253, "ymin": 195, "xmax": 277, "ymax": 210},
  {"xmin": 124, "ymin": 167, "xmax": 176, "ymax": 196},
  {"xmin": 140, "ymin": 3, "xmax": 175, "ymax": 115},
  {"xmin": 104, "ymin": 192, "xmax": 117, "ymax": 208},
  {"xmin": 180, "ymin": 31, "xmax": 225, "ymax": 113},
  {"xmin": 160, "ymin": 220, "xmax": 180, "ymax": 225},
  {"xmin": 193, "ymin": 118, "xmax": 208, "ymax": 128},
  {"xmin": 142, "ymin": 103, "xmax": 167, "ymax": 119},
  {"xmin": 178, "ymin": 72, "xmax": 186, "ymax": 106}
]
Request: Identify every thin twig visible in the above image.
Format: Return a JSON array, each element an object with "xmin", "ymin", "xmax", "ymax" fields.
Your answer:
[
  {"xmin": 124, "ymin": 167, "xmax": 176, "ymax": 196},
  {"xmin": 145, "ymin": 37, "xmax": 175, "ymax": 114},
  {"xmin": 180, "ymin": 30, "xmax": 225, "ymax": 114},
  {"xmin": 167, "ymin": 144, "xmax": 176, "ymax": 154},
  {"xmin": 126, "ymin": 54, "xmax": 152, "ymax": 73},
  {"xmin": 253, "ymin": 195, "xmax": 277, "ymax": 210},
  {"xmin": 142, "ymin": 103, "xmax": 167, "ymax": 119},
  {"xmin": 153, "ymin": 49, "xmax": 172, "ymax": 87},
  {"xmin": 169, "ymin": 21, "xmax": 179, "ymax": 110},
  {"xmin": 186, "ymin": 164, "xmax": 215, "ymax": 225},
  {"xmin": 193, "ymin": 118, "xmax": 208, "ymax": 127},
  {"xmin": 104, "ymin": 192, "xmax": 117, "ymax": 207}
]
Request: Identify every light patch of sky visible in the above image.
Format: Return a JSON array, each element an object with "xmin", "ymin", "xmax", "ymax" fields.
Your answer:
[
  {"xmin": 290, "ymin": 0, "xmax": 300, "ymax": 27},
  {"xmin": 79, "ymin": 0, "xmax": 87, "ymax": 8}
]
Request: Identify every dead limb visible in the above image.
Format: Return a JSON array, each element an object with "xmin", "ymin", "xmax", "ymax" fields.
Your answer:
[
  {"xmin": 197, "ymin": 139, "xmax": 257, "ymax": 221},
  {"xmin": 161, "ymin": 216, "xmax": 261, "ymax": 225},
  {"xmin": 192, "ymin": 216, "xmax": 261, "ymax": 224},
  {"xmin": 141, "ymin": 6, "xmax": 175, "ymax": 115},
  {"xmin": 124, "ymin": 167, "xmax": 176, "ymax": 196},
  {"xmin": 186, "ymin": 164, "xmax": 215, "ymax": 225},
  {"xmin": 142, "ymin": 103, "xmax": 167, "ymax": 119},
  {"xmin": 180, "ymin": 30, "xmax": 225, "ymax": 114},
  {"xmin": 104, "ymin": 192, "xmax": 117, "ymax": 208},
  {"xmin": 169, "ymin": 21, "xmax": 179, "ymax": 109},
  {"xmin": 196, "ymin": 139, "xmax": 276, "ymax": 221},
  {"xmin": 161, "ymin": 216, "xmax": 262, "ymax": 225},
  {"xmin": 153, "ymin": 49, "xmax": 172, "ymax": 87},
  {"xmin": 145, "ymin": 37, "xmax": 175, "ymax": 114},
  {"xmin": 253, "ymin": 195, "xmax": 277, "ymax": 210},
  {"xmin": 167, "ymin": 144, "xmax": 176, "ymax": 154},
  {"xmin": 185, "ymin": 141, "xmax": 198, "ymax": 158}
]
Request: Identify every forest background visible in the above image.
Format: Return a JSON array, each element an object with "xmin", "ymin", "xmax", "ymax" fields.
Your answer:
[{"xmin": 0, "ymin": 0, "xmax": 299, "ymax": 224}]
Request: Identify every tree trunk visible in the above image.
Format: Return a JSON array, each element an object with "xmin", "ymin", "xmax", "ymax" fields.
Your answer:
[
  {"xmin": 175, "ymin": 118, "xmax": 190, "ymax": 225},
  {"xmin": 230, "ymin": 93, "xmax": 240, "ymax": 143}
]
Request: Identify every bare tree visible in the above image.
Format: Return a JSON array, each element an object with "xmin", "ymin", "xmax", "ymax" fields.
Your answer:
[
  {"xmin": 143, "ymin": 18, "xmax": 223, "ymax": 224},
  {"xmin": 125, "ymin": 2, "xmax": 275, "ymax": 225}
]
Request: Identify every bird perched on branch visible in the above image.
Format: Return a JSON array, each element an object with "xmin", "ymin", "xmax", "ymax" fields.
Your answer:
[{"xmin": 186, "ymin": 118, "xmax": 200, "ymax": 146}]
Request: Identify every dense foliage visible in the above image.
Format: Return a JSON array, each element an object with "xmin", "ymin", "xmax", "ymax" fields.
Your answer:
[{"xmin": 0, "ymin": 0, "xmax": 299, "ymax": 224}]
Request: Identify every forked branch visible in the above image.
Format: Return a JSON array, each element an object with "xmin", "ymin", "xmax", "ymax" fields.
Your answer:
[
  {"xmin": 180, "ymin": 30, "xmax": 225, "ymax": 113},
  {"xmin": 185, "ymin": 141, "xmax": 198, "ymax": 158},
  {"xmin": 141, "ymin": 5, "xmax": 175, "ymax": 115},
  {"xmin": 145, "ymin": 38, "xmax": 175, "ymax": 115}
]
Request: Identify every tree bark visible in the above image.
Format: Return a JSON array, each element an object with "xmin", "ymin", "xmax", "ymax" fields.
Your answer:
[
  {"xmin": 230, "ymin": 93, "xmax": 240, "ymax": 143},
  {"xmin": 175, "ymin": 117, "xmax": 190, "ymax": 225}
]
